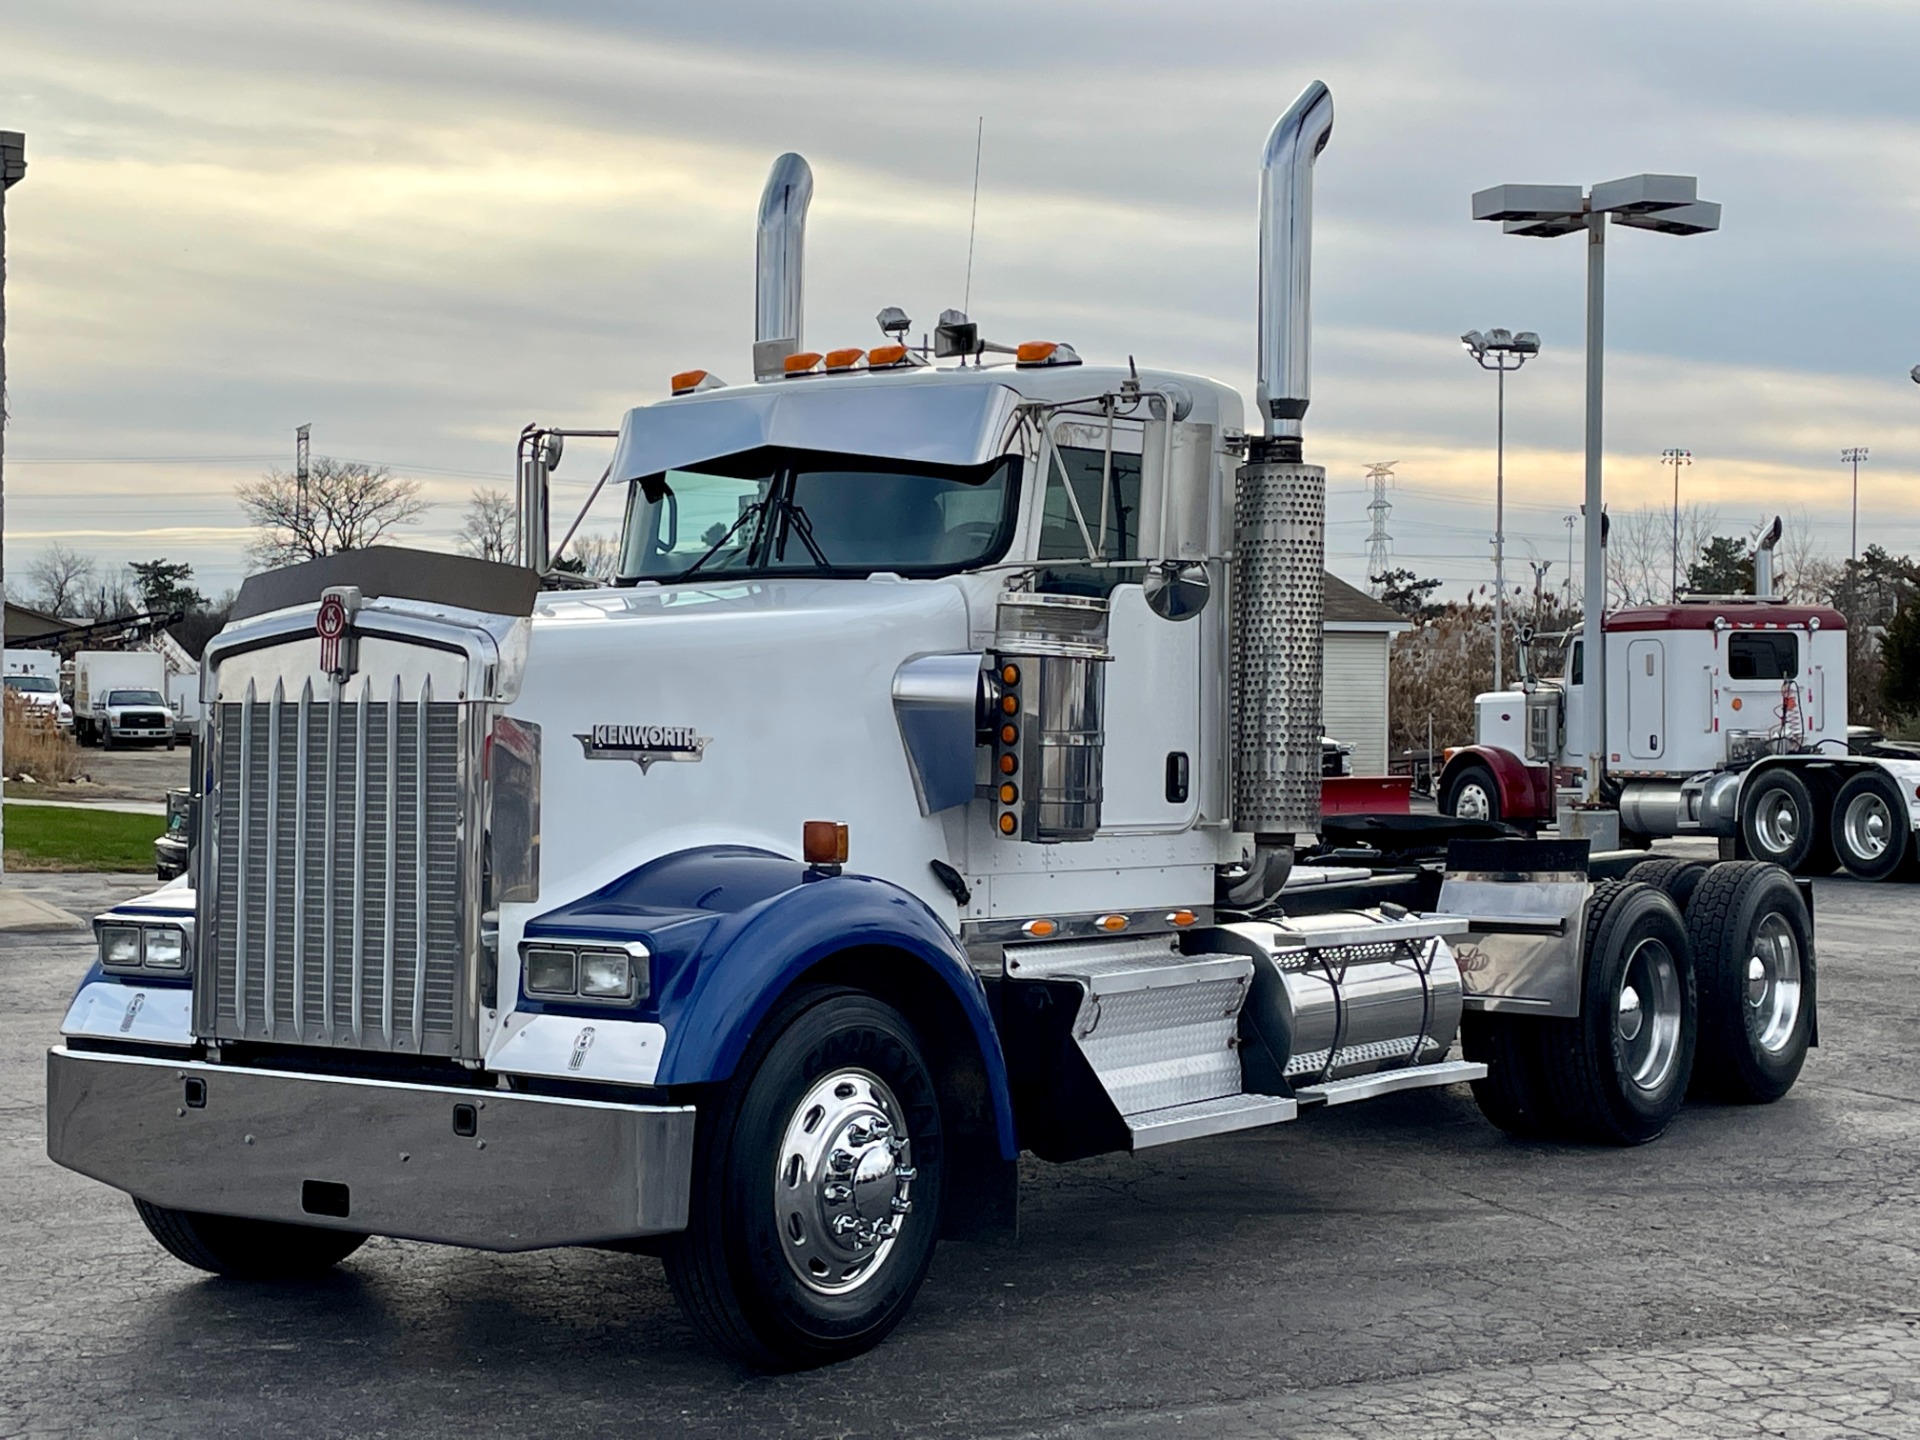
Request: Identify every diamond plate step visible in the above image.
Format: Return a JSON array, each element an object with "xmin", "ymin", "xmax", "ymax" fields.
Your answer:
[
  {"xmin": 1125, "ymin": 1093, "xmax": 1297, "ymax": 1149},
  {"xmin": 1291, "ymin": 1059, "xmax": 1488, "ymax": 1108}
]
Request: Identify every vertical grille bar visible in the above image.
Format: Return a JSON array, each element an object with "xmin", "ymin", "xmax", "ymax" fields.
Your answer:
[
  {"xmin": 382, "ymin": 674, "xmax": 400, "ymax": 1048},
  {"xmin": 263, "ymin": 679, "xmax": 283, "ymax": 1038},
  {"xmin": 412, "ymin": 676, "xmax": 431, "ymax": 1046},
  {"xmin": 235, "ymin": 681, "xmax": 255, "ymax": 1033},
  {"xmin": 351, "ymin": 677, "xmax": 369, "ymax": 1046},
  {"xmin": 292, "ymin": 680, "xmax": 311, "ymax": 1041},
  {"xmin": 322, "ymin": 683, "xmax": 339, "ymax": 1040}
]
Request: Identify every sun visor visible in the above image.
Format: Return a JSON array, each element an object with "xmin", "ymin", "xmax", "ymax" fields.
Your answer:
[{"xmin": 608, "ymin": 381, "xmax": 1024, "ymax": 483}]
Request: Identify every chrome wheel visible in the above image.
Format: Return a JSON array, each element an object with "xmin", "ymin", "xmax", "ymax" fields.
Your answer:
[
  {"xmin": 1842, "ymin": 792, "xmax": 1893, "ymax": 861},
  {"xmin": 1745, "ymin": 912, "xmax": 1803, "ymax": 1056},
  {"xmin": 1455, "ymin": 780, "xmax": 1493, "ymax": 822},
  {"xmin": 1754, "ymin": 790, "xmax": 1802, "ymax": 856},
  {"xmin": 1615, "ymin": 937, "xmax": 1683, "ymax": 1093},
  {"xmin": 774, "ymin": 1069, "xmax": 916, "ymax": 1297}
]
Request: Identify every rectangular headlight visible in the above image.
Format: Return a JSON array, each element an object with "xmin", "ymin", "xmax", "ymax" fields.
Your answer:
[
  {"xmin": 100, "ymin": 925, "xmax": 142, "ymax": 970},
  {"xmin": 524, "ymin": 947, "xmax": 577, "ymax": 996},
  {"xmin": 578, "ymin": 950, "xmax": 635, "ymax": 1000},
  {"xmin": 142, "ymin": 926, "xmax": 187, "ymax": 970}
]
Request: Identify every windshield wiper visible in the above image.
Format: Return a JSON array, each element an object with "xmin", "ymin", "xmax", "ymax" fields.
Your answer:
[
  {"xmin": 677, "ymin": 500, "xmax": 766, "ymax": 581},
  {"xmin": 777, "ymin": 499, "xmax": 831, "ymax": 568}
]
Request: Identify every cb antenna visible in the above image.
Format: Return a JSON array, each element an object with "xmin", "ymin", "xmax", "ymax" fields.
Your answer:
[{"xmin": 963, "ymin": 116, "xmax": 983, "ymax": 314}]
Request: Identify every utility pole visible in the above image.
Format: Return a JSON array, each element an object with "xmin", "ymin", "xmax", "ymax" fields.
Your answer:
[
  {"xmin": 295, "ymin": 423, "xmax": 311, "ymax": 556},
  {"xmin": 1842, "ymin": 446, "xmax": 1868, "ymax": 563},
  {"xmin": 1563, "ymin": 512, "xmax": 1577, "ymax": 607},
  {"xmin": 1662, "ymin": 447, "xmax": 1691, "ymax": 597},
  {"xmin": 1, "ymin": 130, "xmax": 27, "ymax": 885},
  {"xmin": 1364, "ymin": 461, "xmax": 1396, "ymax": 592}
]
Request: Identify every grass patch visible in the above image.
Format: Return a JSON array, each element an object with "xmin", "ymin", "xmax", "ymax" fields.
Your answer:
[{"xmin": 3, "ymin": 805, "xmax": 165, "ymax": 872}]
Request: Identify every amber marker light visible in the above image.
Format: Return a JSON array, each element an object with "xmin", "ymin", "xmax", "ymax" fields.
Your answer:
[
  {"xmin": 783, "ymin": 351, "xmax": 823, "ymax": 375},
  {"xmin": 1001, "ymin": 694, "xmax": 1018, "ymax": 714},
  {"xmin": 1001, "ymin": 663, "xmax": 1020, "ymax": 685},
  {"xmin": 671, "ymin": 368, "xmax": 725, "ymax": 395},
  {"xmin": 802, "ymin": 820, "xmax": 849, "ymax": 865},
  {"xmin": 999, "ymin": 783, "xmax": 1018, "ymax": 804},
  {"xmin": 822, "ymin": 347, "xmax": 865, "ymax": 372},
  {"xmin": 999, "ymin": 754, "xmax": 1017, "ymax": 774},
  {"xmin": 1022, "ymin": 919, "xmax": 1056, "ymax": 938},
  {"xmin": 868, "ymin": 344, "xmax": 910, "ymax": 367},
  {"xmin": 1000, "ymin": 724, "xmax": 1018, "ymax": 745},
  {"xmin": 1096, "ymin": 914, "xmax": 1129, "ymax": 933},
  {"xmin": 999, "ymin": 813, "xmax": 1018, "ymax": 835},
  {"xmin": 1167, "ymin": 909, "xmax": 1198, "ymax": 928}
]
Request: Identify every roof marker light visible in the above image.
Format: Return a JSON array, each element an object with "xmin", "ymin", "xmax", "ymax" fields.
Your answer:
[
  {"xmin": 1015, "ymin": 341, "xmax": 1081, "ymax": 368},
  {"xmin": 671, "ymin": 369, "xmax": 726, "ymax": 395},
  {"xmin": 823, "ymin": 347, "xmax": 865, "ymax": 372},
  {"xmin": 783, "ymin": 351, "xmax": 823, "ymax": 376},
  {"xmin": 868, "ymin": 344, "xmax": 910, "ymax": 368}
]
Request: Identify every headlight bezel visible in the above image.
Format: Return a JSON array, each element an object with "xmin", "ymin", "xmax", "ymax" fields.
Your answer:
[
  {"xmin": 518, "ymin": 938, "xmax": 650, "ymax": 1007},
  {"xmin": 96, "ymin": 918, "xmax": 194, "ymax": 976}
]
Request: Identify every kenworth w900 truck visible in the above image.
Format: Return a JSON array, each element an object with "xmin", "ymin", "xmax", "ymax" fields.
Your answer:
[{"xmin": 47, "ymin": 84, "xmax": 1817, "ymax": 1368}]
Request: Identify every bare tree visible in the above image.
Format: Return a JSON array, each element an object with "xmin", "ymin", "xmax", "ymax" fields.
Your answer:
[
  {"xmin": 23, "ymin": 542, "xmax": 94, "ymax": 616},
  {"xmin": 554, "ymin": 532, "xmax": 620, "ymax": 580},
  {"xmin": 457, "ymin": 487, "xmax": 517, "ymax": 564},
  {"xmin": 1769, "ymin": 506, "xmax": 1834, "ymax": 603},
  {"xmin": 236, "ymin": 458, "xmax": 429, "ymax": 571},
  {"xmin": 1607, "ymin": 503, "xmax": 1720, "ymax": 607}
]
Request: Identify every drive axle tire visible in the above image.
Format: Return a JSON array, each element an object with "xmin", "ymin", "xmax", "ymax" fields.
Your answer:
[
  {"xmin": 133, "ymin": 1199, "xmax": 366, "ymax": 1277},
  {"xmin": 1830, "ymin": 771, "xmax": 1910, "ymax": 881},
  {"xmin": 1740, "ymin": 769, "xmax": 1833, "ymax": 876},
  {"xmin": 1685, "ymin": 862, "xmax": 1814, "ymax": 1103},
  {"xmin": 1627, "ymin": 858, "xmax": 1710, "ymax": 910},
  {"xmin": 1462, "ymin": 1012, "xmax": 1552, "ymax": 1138},
  {"xmin": 1442, "ymin": 764, "xmax": 1501, "ymax": 824},
  {"xmin": 663, "ymin": 986, "xmax": 944, "ymax": 1369},
  {"xmin": 1534, "ymin": 880, "xmax": 1697, "ymax": 1145}
]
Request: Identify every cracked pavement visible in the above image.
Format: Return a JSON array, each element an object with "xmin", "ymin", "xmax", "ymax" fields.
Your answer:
[{"xmin": 4, "ymin": 851, "xmax": 1919, "ymax": 1439}]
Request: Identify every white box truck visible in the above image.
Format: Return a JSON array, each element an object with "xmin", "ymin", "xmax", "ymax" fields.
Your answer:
[{"xmin": 72, "ymin": 650, "xmax": 174, "ymax": 748}]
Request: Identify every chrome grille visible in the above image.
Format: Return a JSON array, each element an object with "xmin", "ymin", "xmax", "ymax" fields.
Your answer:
[{"xmin": 205, "ymin": 677, "xmax": 467, "ymax": 1055}]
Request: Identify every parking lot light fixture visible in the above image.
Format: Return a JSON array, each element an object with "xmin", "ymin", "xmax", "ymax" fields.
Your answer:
[
  {"xmin": 1843, "ymin": 447, "xmax": 1869, "ymax": 563},
  {"xmin": 1471, "ymin": 173, "xmax": 1721, "ymax": 805},
  {"xmin": 1462, "ymin": 327, "xmax": 1543, "ymax": 690}
]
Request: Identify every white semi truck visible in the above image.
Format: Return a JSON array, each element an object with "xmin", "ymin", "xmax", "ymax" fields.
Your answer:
[
  {"xmin": 1439, "ymin": 533, "xmax": 1920, "ymax": 879},
  {"xmin": 47, "ymin": 85, "xmax": 1818, "ymax": 1368}
]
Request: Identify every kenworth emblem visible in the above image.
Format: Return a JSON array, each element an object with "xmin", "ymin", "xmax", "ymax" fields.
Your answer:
[
  {"xmin": 316, "ymin": 585, "xmax": 362, "ymax": 681},
  {"xmin": 575, "ymin": 724, "xmax": 709, "ymax": 773},
  {"xmin": 569, "ymin": 1026, "xmax": 596, "ymax": 1072}
]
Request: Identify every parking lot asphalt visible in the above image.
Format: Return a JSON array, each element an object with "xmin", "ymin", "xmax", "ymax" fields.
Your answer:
[{"xmin": 4, "ymin": 854, "xmax": 1919, "ymax": 1439}]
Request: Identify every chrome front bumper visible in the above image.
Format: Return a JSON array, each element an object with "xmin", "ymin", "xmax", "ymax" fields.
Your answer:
[{"xmin": 46, "ymin": 1047, "xmax": 694, "ymax": 1251}]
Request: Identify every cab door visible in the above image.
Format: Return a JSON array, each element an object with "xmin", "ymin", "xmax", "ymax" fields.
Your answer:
[{"xmin": 1626, "ymin": 639, "xmax": 1665, "ymax": 760}]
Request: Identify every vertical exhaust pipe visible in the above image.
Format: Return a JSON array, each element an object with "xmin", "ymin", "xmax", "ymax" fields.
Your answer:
[
  {"xmin": 753, "ymin": 152, "xmax": 813, "ymax": 380},
  {"xmin": 1231, "ymin": 83, "xmax": 1334, "ymax": 866},
  {"xmin": 1256, "ymin": 81, "xmax": 1334, "ymax": 457},
  {"xmin": 1754, "ymin": 514, "xmax": 1782, "ymax": 599}
]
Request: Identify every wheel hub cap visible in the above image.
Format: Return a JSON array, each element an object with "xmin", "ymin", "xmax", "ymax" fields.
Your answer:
[
  {"xmin": 1616, "ymin": 939, "xmax": 1682, "ymax": 1092},
  {"xmin": 1746, "ymin": 913, "xmax": 1803, "ymax": 1056},
  {"xmin": 1457, "ymin": 783, "xmax": 1491, "ymax": 821},
  {"xmin": 1759, "ymin": 796, "xmax": 1800, "ymax": 853},
  {"xmin": 776, "ymin": 1069, "xmax": 915, "ymax": 1296},
  {"xmin": 1845, "ymin": 794, "xmax": 1891, "ymax": 861}
]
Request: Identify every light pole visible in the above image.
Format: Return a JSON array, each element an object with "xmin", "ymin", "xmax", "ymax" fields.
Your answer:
[
  {"xmin": 1473, "ymin": 173, "xmax": 1720, "ymax": 807},
  {"xmin": 1461, "ymin": 327, "xmax": 1540, "ymax": 690},
  {"xmin": 1662, "ymin": 447, "xmax": 1691, "ymax": 597},
  {"xmin": 0, "ymin": 131, "xmax": 26, "ymax": 885},
  {"xmin": 1842, "ymin": 446, "xmax": 1868, "ymax": 562}
]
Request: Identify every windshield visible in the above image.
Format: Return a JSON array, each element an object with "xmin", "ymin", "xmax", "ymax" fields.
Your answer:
[
  {"xmin": 5, "ymin": 675, "xmax": 57, "ymax": 693},
  {"xmin": 108, "ymin": 689, "xmax": 167, "ymax": 706},
  {"xmin": 618, "ymin": 449, "xmax": 1019, "ymax": 582}
]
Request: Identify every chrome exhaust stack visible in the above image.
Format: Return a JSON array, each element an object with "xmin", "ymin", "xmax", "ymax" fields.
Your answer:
[
  {"xmin": 1231, "ymin": 83, "xmax": 1334, "ymax": 863},
  {"xmin": 753, "ymin": 152, "xmax": 814, "ymax": 380},
  {"xmin": 1754, "ymin": 514, "xmax": 1782, "ymax": 600}
]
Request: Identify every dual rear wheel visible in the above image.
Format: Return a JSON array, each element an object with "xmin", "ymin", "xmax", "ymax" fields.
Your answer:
[{"xmin": 1740, "ymin": 767, "xmax": 1912, "ymax": 880}]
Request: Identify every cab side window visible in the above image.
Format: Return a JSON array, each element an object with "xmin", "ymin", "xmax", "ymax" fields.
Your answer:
[{"xmin": 1036, "ymin": 444, "xmax": 1141, "ymax": 597}]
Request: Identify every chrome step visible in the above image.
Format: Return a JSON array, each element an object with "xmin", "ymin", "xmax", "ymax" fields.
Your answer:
[
  {"xmin": 1126, "ymin": 1092, "xmax": 1297, "ymax": 1149},
  {"xmin": 1292, "ymin": 1058, "xmax": 1488, "ymax": 1108}
]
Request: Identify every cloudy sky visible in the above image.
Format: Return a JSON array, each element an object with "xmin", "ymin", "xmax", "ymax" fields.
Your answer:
[{"xmin": 3, "ymin": 0, "xmax": 1917, "ymax": 607}]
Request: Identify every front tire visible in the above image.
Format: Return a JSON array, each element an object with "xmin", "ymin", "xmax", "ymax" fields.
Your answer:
[
  {"xmin": 1830, "ymin": 771, "xmax": 1909, "ymax": 880},
  {"xmin": 1534, "ymin": 880, "xmax": 1697, "ymax": 1145},
  {"xmin": 133, "ymin": 1199, "xmax": 366, "ymax": 1277},
  {"xmin": 663, "ymin": 987, "xmax": 944, "ymax": 1369},
  {"xmin": 1685, "ymin": 862, "xmax": 1814, "ymax": 1103},
  {"xmin": 1442, "ymin": 764, "xmax": 1501, "ymax": 824}
]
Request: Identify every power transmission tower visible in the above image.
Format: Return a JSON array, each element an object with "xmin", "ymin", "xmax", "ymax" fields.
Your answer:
[{"xmin": 1364, "ymin": 461, "xmax": 1397, "ymax": 592}]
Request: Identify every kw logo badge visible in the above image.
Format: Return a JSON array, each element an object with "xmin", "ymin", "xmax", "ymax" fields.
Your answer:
[
  {"xmin": 119, "ymin": 993, "xmax": 145, "ymax": 1033},
  {"xmin": 569, "ymin": 1027, "xmax": 596, "ymax": 1072},
  {"xmin": 575, "ymin": 724, "xmax": 709, "ymax": 774}
]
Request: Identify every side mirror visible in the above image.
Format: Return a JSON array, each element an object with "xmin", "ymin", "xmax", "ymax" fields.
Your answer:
[{"xmin": 1144, "ymin": 561, "xmax": 1211, "ymax": 622}]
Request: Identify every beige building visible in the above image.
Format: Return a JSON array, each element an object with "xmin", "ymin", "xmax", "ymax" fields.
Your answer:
[{"xmin": 1321, "ymin": 574, "xmax": 1410, "ymax": 776}]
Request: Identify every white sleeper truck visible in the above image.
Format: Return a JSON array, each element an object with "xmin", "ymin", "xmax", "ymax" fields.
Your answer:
[{"xmin": 47, "ymin": 85, "xmax": 1818, "ymax": 1368}]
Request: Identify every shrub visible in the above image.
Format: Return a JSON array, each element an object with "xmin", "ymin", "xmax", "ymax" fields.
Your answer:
[{"xmin": 3, "ymin": 690, "xmax": 82, "ymax": 784}]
